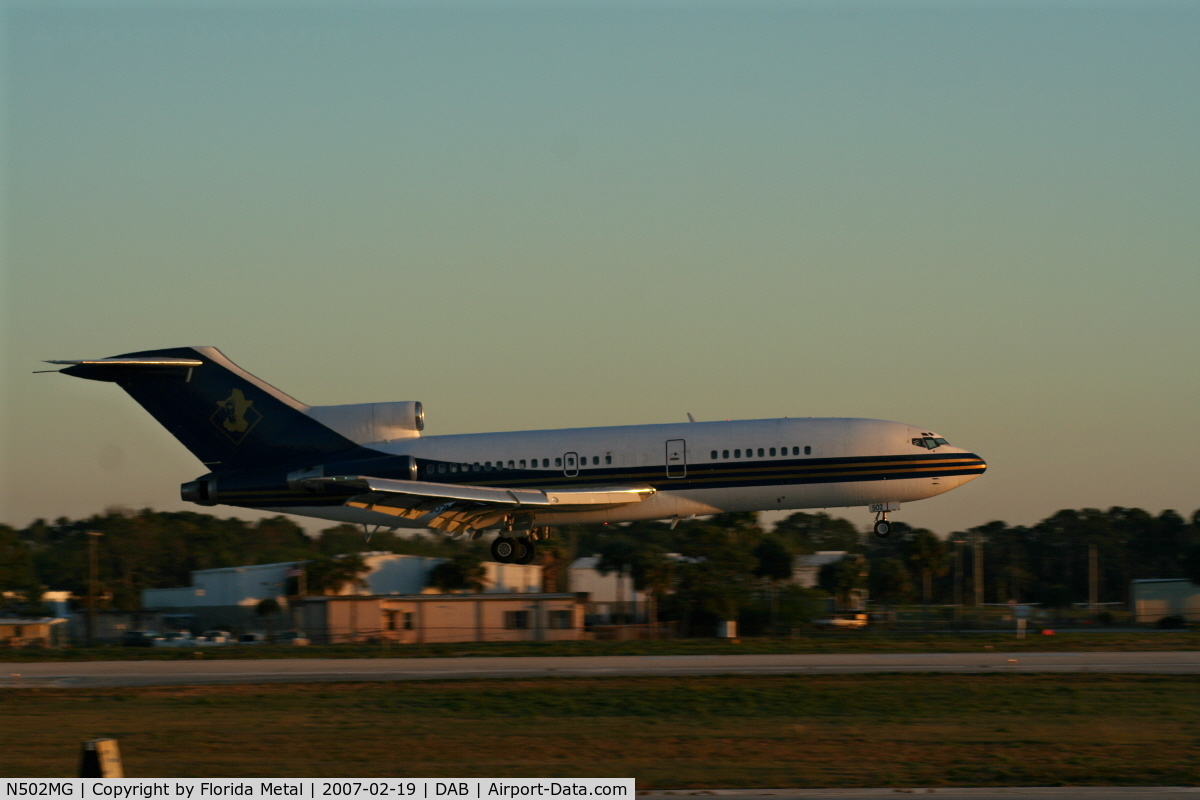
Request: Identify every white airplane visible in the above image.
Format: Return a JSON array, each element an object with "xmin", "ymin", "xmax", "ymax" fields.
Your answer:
[{"xmin": 47, "ymin": 347, "xmax": 986, "ymax": 564}]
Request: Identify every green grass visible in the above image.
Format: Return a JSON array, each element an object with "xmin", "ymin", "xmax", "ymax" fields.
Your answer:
[
  {"xmin": 3, "ymin": 673, "xmax": 1200, "ymax": 785},
  {"xmin": 4, "ymin": 630, "xmax": 1198, "ymax": 661}
]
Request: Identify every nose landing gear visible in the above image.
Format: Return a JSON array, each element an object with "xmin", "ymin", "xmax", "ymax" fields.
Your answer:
[{"xmin": 869, "ymin": 502, "xmax": 901, "ymax": 538}]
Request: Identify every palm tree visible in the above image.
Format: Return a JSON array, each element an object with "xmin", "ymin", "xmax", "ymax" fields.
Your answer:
[{"xmin": 905, "ymin": 529, "xmax": 948, "ymax": 607}]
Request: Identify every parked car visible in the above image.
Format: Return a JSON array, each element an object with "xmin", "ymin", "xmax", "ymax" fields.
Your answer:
[
  {"xmin": 153, "ymin": 631, "xmax": 196, "ymax": 647},
  {"xmin": 813, "ymin": 613, "xmax": 868, "ymax": 629},
  {"xmin": 198, "ymin": 630, "xmax": 232, "ymax": 644},
  {"xmin": 237, "ymin": 632, "xmax": 266, "ymax": 644},
  {"xmin": 121, "ymin": 630, "xmax": 163, "ymax": 647},
  {"xmin": 276, "ymin": 629, "xmax": 310, "ymax": 646}
]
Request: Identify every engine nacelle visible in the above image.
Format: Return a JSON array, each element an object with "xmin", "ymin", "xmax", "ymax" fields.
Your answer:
[
  {"xmin": 180, "ymin": 477, "xmax": 218, "ymax": 506},
  {"xmin": 305, "ymin": 401, "xmax": 424, "ymax": 444}
]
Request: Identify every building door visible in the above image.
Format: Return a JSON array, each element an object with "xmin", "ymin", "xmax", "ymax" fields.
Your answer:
[
  {"xmin": 665, "ymin": 439, "xmax": 687, "ymax": 478},
  {"xmin": 563, "ymin": 452, "xmax": 579, "ymax": 477}
]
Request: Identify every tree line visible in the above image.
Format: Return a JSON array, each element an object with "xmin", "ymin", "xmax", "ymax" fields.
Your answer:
[{"xmin": 1, "ymin": 505, "xmax": 1197, "ymax": 629}]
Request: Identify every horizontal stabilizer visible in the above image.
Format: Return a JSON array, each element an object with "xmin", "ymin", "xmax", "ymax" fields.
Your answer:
[{"xmin": 46, "ymin": 358, "xmax": 205, "ymax": 367}]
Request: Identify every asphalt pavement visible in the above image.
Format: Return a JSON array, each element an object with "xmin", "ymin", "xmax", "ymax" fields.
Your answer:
[{"xmin": 2, "ymin": 650, "xmax": 1199, "ymax": 688}]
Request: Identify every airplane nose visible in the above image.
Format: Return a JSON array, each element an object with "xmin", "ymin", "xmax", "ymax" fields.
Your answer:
[{"xmin": 962, "ymin": 452, "xmax": 987, "ymax": 480}]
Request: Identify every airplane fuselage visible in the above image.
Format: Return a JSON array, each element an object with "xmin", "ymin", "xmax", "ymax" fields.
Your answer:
[{"xmin": 245, "ymin": 416, "xmax": 986, "ymax": 529}]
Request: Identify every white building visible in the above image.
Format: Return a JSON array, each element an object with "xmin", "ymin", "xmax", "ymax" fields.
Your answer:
[
  {"xmin": 569, "ymin": 556, "xmax": 644, "ymax": 624},
  {"xmin": 1132, "ymin": 579, "xmax": 1200, "ymax": 623},
  {"xmin": 791, "ymin": 551, "xmax": 851, "ymax": 589},
  {"xmin": 142, "ymin": 552, "xmax": 542, "ymax": 611}
]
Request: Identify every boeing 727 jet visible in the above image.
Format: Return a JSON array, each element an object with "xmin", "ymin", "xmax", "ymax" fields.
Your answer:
[{"xmin": 47, "ymin": 347, "xmax": 987, "ymax": 564}]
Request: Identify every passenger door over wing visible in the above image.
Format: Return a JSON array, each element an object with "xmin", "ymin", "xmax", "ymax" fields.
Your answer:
[
  {"xmin": 563, "ymin": 452, "xmax": 579, "ymax": 478},
  {"xmin": 665, "ymin": 439, "xmax": 687, "ymax": 478}
]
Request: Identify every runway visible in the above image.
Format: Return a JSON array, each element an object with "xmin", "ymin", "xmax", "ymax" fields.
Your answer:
[{"xmin": 3, "ymin": 650, "xmax": 1199, "ymax": 687}]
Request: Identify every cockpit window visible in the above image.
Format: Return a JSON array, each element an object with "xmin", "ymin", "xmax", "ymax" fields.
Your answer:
[{"xmin": 913, "ymin": 437, "xmax": 950, "ymax": 449}]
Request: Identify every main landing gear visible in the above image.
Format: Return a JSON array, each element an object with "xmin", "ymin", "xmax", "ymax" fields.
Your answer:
[{"xmin": 491, "ymin": 535, "xmax": 537, "ymax": 565}]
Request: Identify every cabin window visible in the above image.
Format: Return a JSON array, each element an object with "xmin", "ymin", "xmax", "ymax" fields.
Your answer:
[
  {"xmin": 804, "ymin": 446, "xmax": 811, "ymax": 455},
  {"xmin": 555, "ymin": 458, "xmax": 562, "ymax": 467},
  {"xmin": 711, "ymin": 450, "xmax": 718, "ymax": 459},
  {"xmin": 519, "ymin": 460, "xmax": 526, "ymax": 468},
  {"xmin": 769, "ymin": 447, "xmax": 776, "ymax": 456},
  {"xmin": 450, "ymin": 464, "xmax": 458, "ymax": 473},
  {"xmin": 734, "ymin": 449, "xmax": 741, "ymax": 458},
  {"xmin": 604, "ymin": 455, "xmax": 611, "ymax": 465},
  {"xmin": 592, "ymin": 456, "xmax": 599, "ymax": 465},
  {"xmin": 757, "ymin": 448, "xmax": 764, "ymax": 457},
  {"xmin": 507, "ymin": 460, "xmax": 515, "ymax": 469},
  {"xmin": 722, "ymin": 450, "xmax": 729, "ymax": 459},
  {"xmin": 473, "ymin": 463, "xmax": 481, "ymax": 471},
  {"xmin": 428, "ymin": 465, "xmax": 437, "ymax": 475}
]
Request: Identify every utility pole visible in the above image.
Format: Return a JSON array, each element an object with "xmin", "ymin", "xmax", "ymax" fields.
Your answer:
[
  {"xmin": 973, "ymin": 535, "xmax": 984, "ymax": 607},
  {"xmin": 953, "ymin": 539, "xmax": 964, "ymax": 626},
  {"xmin": 1088, "ymin": 543, "xmax": 1099, "ymax": 612},
  {"xmin": 86, "ymin": 531, "xmax": 103, "ymax": 647}
]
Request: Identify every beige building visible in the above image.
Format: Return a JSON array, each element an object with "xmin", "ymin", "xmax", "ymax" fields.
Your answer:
[
  {"xmin": 0, "ymin": 617, "xmax": 68, "ymax": 647},
  {"xmin": 298, "ymin": 592, "xmax": 586, "ymax": 644}
]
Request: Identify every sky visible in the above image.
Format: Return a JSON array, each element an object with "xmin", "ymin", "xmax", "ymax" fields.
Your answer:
[{"xmin": 2, "ymin": 0, "xmax": 1197, "ymax": 537}]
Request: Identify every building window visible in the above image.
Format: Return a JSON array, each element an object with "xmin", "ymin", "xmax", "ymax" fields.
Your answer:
[
  {"xmin": 804, "ymin": 446, "xmax": 811, "ymax": 455},
  {"xmin": 385, "ymin": 611, "xmax": 397, "ymax": 631},
  {"xmin": 548, "ymin": 610, "xmax": 573, "ymax": 629},
  {"xmin": 504, "ymin": 610, "xmax": 530, "ymax": 630},
  {"xmin": 403, "ymin": 612, "xmax": 413, "ymax": 630}
]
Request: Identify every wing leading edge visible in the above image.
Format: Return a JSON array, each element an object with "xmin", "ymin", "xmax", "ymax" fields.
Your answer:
[{"xmin": 302, "ymin": 475, "xmax": 655, "ymax": 534}]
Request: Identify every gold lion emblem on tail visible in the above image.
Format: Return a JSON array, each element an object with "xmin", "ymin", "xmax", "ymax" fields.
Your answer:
[{"xmin": 210, "ymin": 389, "xmax": 262, "ymax": 444}]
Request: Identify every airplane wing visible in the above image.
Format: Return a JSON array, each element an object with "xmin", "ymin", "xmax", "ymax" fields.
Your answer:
[{"xmin": 301, "ymin": 475, "xmax": 655, "ymax": 534}]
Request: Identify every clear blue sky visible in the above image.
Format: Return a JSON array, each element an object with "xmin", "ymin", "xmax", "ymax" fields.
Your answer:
[{"xmin": 3, "ymin": 0, "xmax": 1197, "ymax": 535}]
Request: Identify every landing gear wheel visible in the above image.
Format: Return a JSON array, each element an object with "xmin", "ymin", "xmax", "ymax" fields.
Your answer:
[
  {"xmin": 514, "ymin": 538, "xmax": 537, "ymax": 565},
  {"xmin": 873, "ymin": 520, "xmax": 892, "ymax": 538},
  {"xmin": 491, "ymin": 536, "xmax": 516, "ymax": 563}
]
